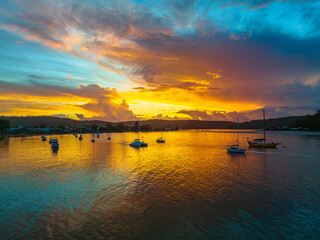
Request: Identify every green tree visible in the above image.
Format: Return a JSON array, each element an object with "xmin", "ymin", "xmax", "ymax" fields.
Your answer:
[
  {"xmin": 141, "ymin": 124, "xmax": 150, "ymax": 131},
  {"xmin": 106, "ymin": 122, "xmax": 112, "ymax": 132},
  {"xmin": 0, "ymin": 119, "xmax": 10, "ymax": 133},
  {"xmin": 131, "ymin": 121, "xmax": 139, "ymax": 131},
  {"xmin": 293, "ymin": 110, "xmax": 320, "ymax": 131},
  {"xmin": 91, "ymin": 124, "xmax": 98, "ymax": 132},
  {"xmin": 117, "ymin": 123, "xmax": 125, "ymax": 132}
]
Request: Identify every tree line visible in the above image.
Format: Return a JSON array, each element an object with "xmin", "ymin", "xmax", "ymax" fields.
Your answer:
[{"xmin": 292, "ymin": 110, "xmax": 320, "ymax": 131}]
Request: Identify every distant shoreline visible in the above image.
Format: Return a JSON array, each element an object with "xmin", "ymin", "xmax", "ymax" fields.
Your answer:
[{"xmin": 1, "ymin": 129, "xmax": 319, "ymax": 140}]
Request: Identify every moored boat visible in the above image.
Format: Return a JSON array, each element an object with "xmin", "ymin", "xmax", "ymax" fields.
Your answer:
[
  {"xmin": 129, "ymin": 121, "xmax": 148, "ymax": 148},
  {"xmin": 227, "ymin": 145, "xmax": 246, "ymax": 153},
  {"xmin": 156, "ymin": 129, "xmax": 165, "ymax": 143},
  {"xmin": 227, "ymin": 118, "xmax": 246, "ymax": 153},
  {"xmin": 247, "ymin": 109, "xmax": 280, "ymax": 148},
  {"xmin": 156, "ymin": 138, "xmax": 165, "ymax": 143},
  {"xmin": 247, "ymin": 139, "xmax": 279, "ymax": 148},
  {"xmin": 51, "ymin": 137, "xmax": 59, "ymax": 148}
]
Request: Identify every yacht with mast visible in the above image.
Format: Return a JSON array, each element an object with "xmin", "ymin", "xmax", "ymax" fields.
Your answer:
[
  {"xmin": 129, "ymin": 121, "xmax": 148, "ymax": 147},
  {"xmin": 247, "ymin": 109, "xmax": 280, "ymax": 148},
  {"xmin": 156, "ymin": 129, "xmax": 165, "ymax": 143},
  {"xmin": 227, "ymin": 118, "xmax": 246, "ymax": 153}
]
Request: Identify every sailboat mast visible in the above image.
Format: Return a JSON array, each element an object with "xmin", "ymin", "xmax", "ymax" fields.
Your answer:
[
  {"xmin": 263, "ymin": 109, "xmax": 266, "ymax": 141},
  {"xmin": 237, "ymin": 118, "xmax": 239, "ymax": 145}
]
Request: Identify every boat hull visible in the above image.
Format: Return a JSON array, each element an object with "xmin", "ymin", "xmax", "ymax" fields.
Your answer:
[
  {"xmin": 156, "ymin": 139, "xmax": 165, "ymax": 143},
  {"xmin": 129, "ymin": 141, "xmax": 148, "ymax": 148},
  {"xmin": 227, "ymin": 148, "xmax": 246, "ymax": 153},
  {"xmin": 248, "ymin": 141, "xmax": 279, "ymax": 148}
]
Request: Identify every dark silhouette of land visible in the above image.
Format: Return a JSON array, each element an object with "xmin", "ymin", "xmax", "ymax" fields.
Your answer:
[{"xmin": 0, "ymin": 114, "xmax": 310, "ymax": 131}]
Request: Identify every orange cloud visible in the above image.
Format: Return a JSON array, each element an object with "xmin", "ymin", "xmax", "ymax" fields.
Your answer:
[
  {"xmin": 0, "ymin": 81, "xmax": 136, "ymax": 121},
  {"xmin": 1, "ymin": 1, "xmax": 317, "ymax": 120},
  {"xmin": 206, "ymin": 72, "xmax": 221, "ymax": 78}
]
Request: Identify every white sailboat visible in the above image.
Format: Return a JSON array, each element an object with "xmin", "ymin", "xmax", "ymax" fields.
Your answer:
[
  {"xmin": 227, "ymin": 118, "xmax": 246, "ymax": 153},
  {"xmin": 129, "ymin": 121, "xmax": 148, "ymax": 147},
  {"xmin": 156, "ymin": 129, "xmax": 165, "ymax": 143}
]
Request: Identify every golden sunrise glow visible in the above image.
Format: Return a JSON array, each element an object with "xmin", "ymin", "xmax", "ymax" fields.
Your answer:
[{"xmin": 1, "ymin": 0, "xmax": 316, "ymax": 122}]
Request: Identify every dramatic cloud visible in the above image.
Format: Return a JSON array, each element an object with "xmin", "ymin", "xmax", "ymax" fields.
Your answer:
[
  {"xmin": 178, "ymin": 110, "xmax": 250, "ymax": 122},
  {"xmin": 151, "ymin": 113, "xmax": 189, "ymax": 120},
  {"xmin": 177, "ymin": 106, "xmax": 319, "ymax": 122},
  {"xmin": 0, "ymin": 80, "xmax": 136, "ymax": 121},
  {"xmin": 0, "ymin": 0, "xmax": 319, "ymax": 119}
]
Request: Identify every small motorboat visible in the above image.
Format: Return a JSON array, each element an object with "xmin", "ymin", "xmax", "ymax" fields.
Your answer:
[
  {"xmin": 108, "ymin": 136, "xmax": 111, "ymax": 140},
  {"xmin": 41, "ymin": 136, "xmax": 47, "ymax": 141},
  {"xmin": 91, "ymin": 133, "xmax": 96, "ymax": 142},
  {"xmin": 51, "ymin": 137, "xmax": 59, "ymax": 148},
  {"xmin": 49, "ymin": 138, "xmax": 53, "ymax": 144},
  {"xmin": 97, "ymin": 134, "xmax": 100, "ymax": 138},
  {"xmin": 78, "ymin": 135, "xmax": 83, "ymax": 140},
  {"xmin": 227, "ymin": 145, "xmax": 245, "ymax": 153}
]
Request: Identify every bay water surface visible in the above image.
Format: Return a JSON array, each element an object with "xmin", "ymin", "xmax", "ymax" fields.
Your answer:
[{"xmin": 0, "ymin": 131, "xmax": 320, "ymax": 239}]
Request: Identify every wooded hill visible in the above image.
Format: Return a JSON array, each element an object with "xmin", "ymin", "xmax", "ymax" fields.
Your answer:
[{"xmin": 0, "ymin": 115, "xmax": 307, "ymax": 130}]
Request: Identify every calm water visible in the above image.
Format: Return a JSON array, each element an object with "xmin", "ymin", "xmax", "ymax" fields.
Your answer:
[{"xmin": 1, "ymin": 131, "xmax": 320, "ymax": 239}]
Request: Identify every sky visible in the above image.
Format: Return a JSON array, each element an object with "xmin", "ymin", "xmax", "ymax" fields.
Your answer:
[{"xmin": 0, "ymin": 0, "xmax": 319, "ymax": 122}]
